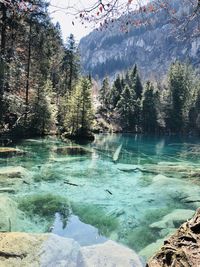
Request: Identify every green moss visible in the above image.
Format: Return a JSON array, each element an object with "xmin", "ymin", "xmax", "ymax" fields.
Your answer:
[
  {"xmin": 18, "ymin": 193, "xmax": 70, "ymax": 221},
  {"xmin": 126, "ymin": 226, "xmax": 158, "ymax": 251},
  {"xmin": 72, "ymin": 203, "xmax": 119, "ymax": 236},
  {"xmin": 33, "ymin": 171, "xmax": 62, "ymax": 182},
  {"xmin": 143, "ymin": 207, "xmax": 172, "ymax": 225},
  {"xmin": 125, "ymin": 208, "xmax": 173, "ymax": 251}
]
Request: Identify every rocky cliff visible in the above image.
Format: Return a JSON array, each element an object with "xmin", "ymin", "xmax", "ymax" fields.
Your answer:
[{"xmin": 79, "ymin": 0, "xmax": 200, "ymax": 80}]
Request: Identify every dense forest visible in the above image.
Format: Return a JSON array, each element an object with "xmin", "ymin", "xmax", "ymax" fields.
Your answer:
[
  {"xmin": 98, "ymin": 63, "xmax": 200, "ymax": 134},
  {"xmin": 0, "ymin": 0, "xmax": 94, "ymax": 143},
  {"xmin": 0, "ymin": 0, "xmax": 200, "ymax": 144}
]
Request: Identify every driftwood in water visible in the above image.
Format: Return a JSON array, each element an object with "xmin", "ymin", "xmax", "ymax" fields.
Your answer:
[
  {"xmin": 105, "ymin": 189, "xmax": 113, "ymax": 195},
  {"xmin": 113, "ymin": 144, "xmax": 122, "ymax": 163},
  {"xmin": 117, "ymin": 164, "xmax": 159, "ymax": 175},
  {"xmin": 64, "ymin": 180, "xmax": 79, "ymax": 187}
]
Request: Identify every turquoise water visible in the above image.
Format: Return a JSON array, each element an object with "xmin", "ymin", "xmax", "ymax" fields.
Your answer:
[{"xmin": 0, "ymin": 134, "xmax": 200, "ymax": 260}]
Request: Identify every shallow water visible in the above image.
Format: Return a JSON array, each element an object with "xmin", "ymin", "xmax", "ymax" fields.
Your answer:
[{"xmin": 1, "ymin": 134, "xmax": 200, "ymax": 260}]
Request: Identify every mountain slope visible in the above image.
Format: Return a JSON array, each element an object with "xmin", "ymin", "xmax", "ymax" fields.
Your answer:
[{"xmin": 79, "ymin": 0, "xmax": 200, "ymax": 80}]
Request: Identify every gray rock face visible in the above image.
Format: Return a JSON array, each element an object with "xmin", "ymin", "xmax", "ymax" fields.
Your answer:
[
  {"xmin": 79, "ymin": 0, "xmax": 199, "ymax": 80},
  {"xmin": 0, "ymin": 233, "xmax": 144, "ymax": 267}
]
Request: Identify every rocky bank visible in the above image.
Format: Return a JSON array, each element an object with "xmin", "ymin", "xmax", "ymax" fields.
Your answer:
[{"xmin": 147, "ymin": 208, "xmax": 200, "ymax": 267}]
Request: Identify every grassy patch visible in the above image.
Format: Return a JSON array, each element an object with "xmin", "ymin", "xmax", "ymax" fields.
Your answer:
[
  {"xmin": 33, "ymin": 171, "xmax": 62, "ymax": 182},
  {"xmin": 72, "ymin": 203, "xmax": 119, "ymax": 236},
  {"xmin": 18, "ymin": 193, "xmax": 70, "ymax": 222}
]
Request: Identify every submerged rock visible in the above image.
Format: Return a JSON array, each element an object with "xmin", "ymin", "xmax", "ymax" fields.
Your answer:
[
  {"xmin": 150, "ymin": 209, "xmax": 195, "ymax": 230},
  {"xmin": 139, "ymin": 238, "xmax": 165, "ymax": 260},
  {"xmin": 0, "ymin": 196, "xmax": 19, "ymax": 232},
  {"xmin": 180, "ymin": 195, "xmax": 200, "ymax": 209},
  {"xmin": 0, "ymin": 147, "xmax": 25, "ymax": 157},
  {"xmin": 0, "ymin": 187, "xmax": 16, "ymax": 193},
  {"xmin": 147, "ymin": 208, "xmax": 200, "ymax": 267},
  {"xmin": 0, "ymin": 166, "xmax": 31, "ymax": 189},
  {"xmin": 0, "ymin": 233, "xmax": 144, "ymax": 267},
  {"xmin": 53, "ymin": 146, "xmax": 93, "ymax": 156},
  {"xmin": 116, "ymin": 163, "xmax": 144, "ymax": 172},
  {"xmin": 0, "ymin": 166, "xmax": 29, "ymax": 179}
]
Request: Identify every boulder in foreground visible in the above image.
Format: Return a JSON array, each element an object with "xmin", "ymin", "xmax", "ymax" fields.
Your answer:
[
  {"xmin": 147, "ymin": 208, "xmax": 200, "ymax": 267},
  {"xmin": 0, "ymin": 232, "xmax": 144, "ymax": 267}
]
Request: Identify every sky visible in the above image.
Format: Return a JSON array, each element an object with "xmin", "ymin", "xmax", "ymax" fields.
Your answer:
[
  {"xmin": 49, "ymin": 0, "xmax": 150, "ymax": 42},
  {"xmin": 48, "ymin": 0, "xmax": 98, "ymax": 42}
]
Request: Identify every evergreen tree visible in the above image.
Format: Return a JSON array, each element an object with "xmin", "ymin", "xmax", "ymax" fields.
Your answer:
[
  {"xmin": 142, "ymin": 81, "xmax": 159, "ymax": 133},
  {"xmin": 79, "ymin": 77, "xmax": 94, "ymax": 134},
  {"xmin": 99, "ymin": 76, "xmax": 111, "ymax": 109},
  {"xmin": 167, "ymin": 62, "xmax": 195, "ymax": 133},
  {"xmin": 129, "ymin": 65, "xmax": 143, "ymax": 99},
  {"xmin": 109, "ymin": 74, "xmax": 124, "ymax": 109},
  {"xmin": 62, "ymin": 34, "xmax": 80, "ymax": 94},
  {"xmin": 63, "ymin": 77, "xmax": 94, "ymax": 137},
  {"xmin": 116, "ymin": 84, "xmax": 136, "ymax": 131},
  {"xmin": 30, "ymin": 80, "xmax": 57, "ymax": 136}
]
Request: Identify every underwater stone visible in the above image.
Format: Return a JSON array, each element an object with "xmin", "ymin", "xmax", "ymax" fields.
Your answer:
[
  {"xmin": 150, "ymin": 209, "xmax": 195, "ymax": 230},
  {"xmin": 0, "ymin": 147, "xmax": 25, "ymax": 157},
  {"xmin": 0, "ymin": 166, "xmax": 29, "ymax": 179},
  {"xmin": 0, "ymin": 166, "xmax": 31, "ymax": 189},
  {"xmin": 53, "ymin": 146, "xmax": 93, "ymax": 156},
  {"xmin": 116, "ymin": 163, "xmax": 143, "ymax": 172},
  {"xmin": 0, "ymin": 187, "xmax": 16, "ymax": 193},
  {"xmin": 0, "ymin": 196, "xmax": 18, "ymax": 232},
  {"xmin": 139, "ymin": 238, "xmax": 165, "ymax": 260},
  {"xmin": 159, "ymin": 228, "xmax": 176, "ymax": 238}
]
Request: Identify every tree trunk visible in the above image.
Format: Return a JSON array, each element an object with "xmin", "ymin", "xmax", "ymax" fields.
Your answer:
[
  {"xmin": 0, "ymin": 3, "xmax": 7, "ymax": 123},
  {"xmin": 25, "ymin": 21, "xmax": 32, "ymax": 112}
]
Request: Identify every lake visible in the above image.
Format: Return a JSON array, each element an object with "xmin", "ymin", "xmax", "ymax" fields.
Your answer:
[{"xmin": 0, "ymin": 134, "xmax": 199, "ymax": 261}]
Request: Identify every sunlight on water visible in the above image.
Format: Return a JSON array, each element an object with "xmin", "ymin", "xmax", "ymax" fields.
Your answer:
[{"xmin": 0, "ymin": 134, "xmax": 200, "ymax": 260}]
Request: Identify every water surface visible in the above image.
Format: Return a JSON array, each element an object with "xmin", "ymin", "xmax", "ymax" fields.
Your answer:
[{"xmin": 1, "ymin": 134, "xmax": 200, "ymax": 260}]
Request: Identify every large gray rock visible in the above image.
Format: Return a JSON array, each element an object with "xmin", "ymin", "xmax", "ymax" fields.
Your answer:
[
  {"xmin": 80, "ymin": 240, "xmax": 144, "ymax": 267},
  {"xmin": 0, "ymin": 233, "xmax": 81, "ymax": 267},
  {"xmin": 0, "ymin": 233, "xmax": 144, "ymax": 267}
]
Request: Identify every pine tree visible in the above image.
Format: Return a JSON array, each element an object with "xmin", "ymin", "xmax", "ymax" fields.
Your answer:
[
  {"xmin": 62, "ymin": 34, "xmax": 80, "ymax": 94},
  {"xmin": 142, "ymin": 81, "xmax": 159, "ymax": 133},
  {"xmin": 63, "ymin": 77, "xmax": 94, "ymax": 138},
  {"xmin": 116, "ymin": 84, "xmax": 136, "ymax": 131},
  {"xmin": 30, "ymin": 79, "xmax": 57, "ymax": 136},
  {"xmin": 167, "ymin": 62, "xmax": 195, "ymax": 133},
  {"xmin": 129, "ymin": 65, "xmax": 143, "ymax": 99},
  {"xmin": 109, "ymin": 74, "xmax": 124, "ymax": 109},
  {"xmin": 99, "ymin": 76, "xmax": 111, "ymax": 109}
]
